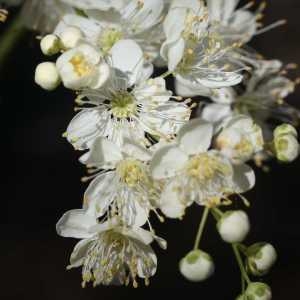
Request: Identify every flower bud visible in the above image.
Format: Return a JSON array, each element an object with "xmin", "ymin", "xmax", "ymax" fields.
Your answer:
[
  {"xmin": 274, "ymin": 123, "xmax": 297, "ymax": 139},
  {"xmin": 245, "ymin": 282, "xmax": 272, "ymax": 300},
  {"xmin": 246, "ymin": 243, "xmax": 277, "ymax": 276},
  {"xmin": 35, "ymin": 62, "xmax": 61, "ymax": 91},
  {"xmin": 217, "ymin": 211, "xmax": 250, "ymax": 243},
  {"xmin": 40, "ymin": 34, "xmax": 60, "ymax": 56},
  {"xmin": 60, "ymin": 26, "xmax": 83, "ymax": 49},
  {"xmin": 179, "ymin": 250, "xmax": 214, "ymax": 282},
  {"xmin": 216, "ymin": 115, "xmax": 264, "ymax": 163},
  {"xmin": 274, "ymin": 133, "xmax": 299, "ymax": 163}
]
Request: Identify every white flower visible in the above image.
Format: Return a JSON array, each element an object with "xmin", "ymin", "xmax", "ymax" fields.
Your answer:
[
  {"xmin": 246, "ymin": 243, "xmax": 277, "ymax": 276},
  {"xmin": 64, "ymin": 40, "xmax": 191, "ymax": 149},
  {"xmin": 56, "ymin": 44, "xmax": 110, "ymax": 90},
  {"xmin": 56, "ymin": 211, "xmax": 159, "ymax": 287},
  {"xmin": 79, "ymin": 137, "xmax": 161, "ymax": 227},
  {"xmin": 245, "ymin": 282, "xmax": 272, "ymax": 300},
  {"xmin": 217, "ymin": 210, "xmax": 250, "ymax": 243},
  {"xmin": 40, "ymin": 34, "xmax": 61, "ymax": 56},
  {"xmin": 161, "ymin": 0, "xmax": 245, "ymax": 90},
  {"xmin": 215, "ymin": 115, "xmax": 264, "ymax": 163},
  {"xmin": 179, "ymin": 249, "xmax": 215, "ymax": 282},
  {"xmin": 150, "ymin": 119, "xmax": 255, "ymax": 218},
  {"xmin": 55, "ymin": 0, "xmax": 164, "ymax": 60},
  {"xmin": 34, "ymin": 62, "xmax": 61, "ymax": 90}
]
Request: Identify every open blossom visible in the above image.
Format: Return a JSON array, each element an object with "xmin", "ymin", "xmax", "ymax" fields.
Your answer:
[
  {"xmin": 79, "ymin": 137, "xmax": 162, "ymax": 227},
  {"xmin": 64, "ymin": 40, "xmax": 191, "ymax": 149},
  {"xmin": 55, "ymin": 0, "xmax": 164, "ymax": 60},
  {"xmin": 150, "ymin": 119, "xmax": 255, "ymax": 218},
  {"xmin": 56, "ymin": 212, "xmax": 160, "ymax": 287},
  {"xmin": 161, "ymin": 0, "xmax": 245, "ymax": 91}
]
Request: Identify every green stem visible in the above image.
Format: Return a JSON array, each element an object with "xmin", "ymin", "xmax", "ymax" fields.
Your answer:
[
  {"xmin": 0, "ymin": 12, "xmax": 26, "ymax": 70},
  {"xmin": 232, "ymin": 244, "xmax": 251, "ymax": 285},
  {"xmin": 160, "ymin": 70, "xmax": 173, "ymax": 79},
  {"xmin": 193, "ymin": 207, "xmax": 210, "ymax": 250}
]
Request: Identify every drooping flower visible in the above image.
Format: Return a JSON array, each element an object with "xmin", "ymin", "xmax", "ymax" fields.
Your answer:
[
  {"xmin": 56, "ymin": 211, "xmax": 160, "ymax": 287},
  {"xmin": 64, "ymin": 40, "xmax": 191, "ymax": 149},
  {"xmin": 150, "ymin": 119, "xmax": 255, "ymax": 219},
  {"xmin": 201, "ymin": 60, "xmax": 299, "ymax": 135},
  {"xmin": 79, "ymin": 137, "xmax": 162, "ymax": 227}
]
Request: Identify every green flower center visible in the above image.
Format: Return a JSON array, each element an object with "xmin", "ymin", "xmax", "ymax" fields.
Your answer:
[
  {"xmin": 99, "ymin": 28, "xmax": 123, "ymax": 54},
  {"xmin": 111, "ymin": 91, "xmax": 137, "ymax": 119}
]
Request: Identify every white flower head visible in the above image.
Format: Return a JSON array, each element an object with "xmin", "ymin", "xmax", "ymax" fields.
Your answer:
[
  {"xmin": 79, "ymin": 137, "xmax": 163, "ymax": 227},
  {"xmin": 56, "ymin": 44, "xmax": 110, "ymax": 90},
  {"xmin": 179, "ymin": 249, "xmax": 215, "ymax": 282},
  {"xmin": 274, "ymin": 132, "xmax": 299, "ymax": 163},
  {"xmin": 56, "ymin": 211, "xmax": 159, "ymax": 287},
  {"xmin": 150, "ymin": 119, "xmax": 256, "ymax": 219},
  {"xmin": 215, "ymin": 115, "xmax": 264, "ymax": 164},
  {"xmin": 64, "ymin": 40, "xmax": 191, "ymax": 149}
]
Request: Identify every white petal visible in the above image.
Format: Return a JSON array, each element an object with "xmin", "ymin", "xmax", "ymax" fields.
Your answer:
[
  {"xmin": 83, "ymin": 171, "xmax": 116, "ymax": 218},
  {"xmin": 175, "ymin": 76, "xmax": 211, "ymax": 97},
  {"xmin": 111, "ymin": 39, "xmax": 145, "ymax": 86},
  {"xmin": 233, "ymin": 164, "xmax": 256, "ymax": 193},
  {"xmin": 79, "ymin": 137, "xmax": 123, "ymax": 167},
  {"xmin": 122, "ymin": 138, "xmax": 152, "ymax": 161},
  {"xmin": 178, "ymin": 119, "xmax": 213, "ymax": 155},
  {"xmin": 201, "ymin": 103, "xmax": 232, "ymax": 123},
  {"xmin": 68, "ymin": 238, "xmax": 94, "ymax": 269},
  {"xmin": 160, "ymin": 180, "xmax": 187, "ymax": 219},
  {"xmin": 166, "ymin": 38, "xmax": 185, "ymax": 71},
  {"xmin": 56, "ymin": 209, "xmax": 98, "ymax": 239},
  {"xmin": 150, "ymin": 145, "xmax": 188, "ymax": 179}
]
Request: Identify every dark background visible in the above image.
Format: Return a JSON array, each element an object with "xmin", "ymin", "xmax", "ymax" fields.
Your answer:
[{"xmin": 0, "ymin": 1, "xmax": 299, "ymax": 299}]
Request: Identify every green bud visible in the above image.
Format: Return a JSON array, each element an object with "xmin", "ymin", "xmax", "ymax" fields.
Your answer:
[
  {"xmin": 274, "ymin": 124, "xmax": 297, "ymax": 139},
  {"xmin": 245, "ymin": 282, "xmax": 272, "ymax": 300},
  {"xmin": 246, "ymin": 243, "xmax": 277, "ymax": 276}
]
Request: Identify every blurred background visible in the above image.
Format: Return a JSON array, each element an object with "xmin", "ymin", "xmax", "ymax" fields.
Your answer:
[{"xmin": 0, "ymin": 0, "xmax": 300, "ymax": 299}]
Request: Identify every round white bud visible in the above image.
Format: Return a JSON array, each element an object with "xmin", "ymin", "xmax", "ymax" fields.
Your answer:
[
  {"xmin": 274, "ymin": 133, "xmax": 299, "ymax": 163},
  {"xmin": 274, "ymin": 124, "xmax": 297, "ymax": 139},
  {"xmin": 35, "ymin": 62, "xmax": 61, "ymax": 91},
  {"xmin": 40, "ymin": 34, "xmax": 60, "ymax": 56},
  {"xmin": 217, "ymin": 211, "xmax": 250, "ymax": 243},
  {"xmin": 60, "ymin": 26, "xmax": 83, "ymax": 49},
  {"xmin": 247, "ymin": 243, "xmax": 277, "ymax": 276},
  {"xmin": 245, "ymin": 282, "xmax": 272, "ymax": 300},
  {"xmin": 179, "ymin": 250, "xmax": 215, "ymax": 282}
]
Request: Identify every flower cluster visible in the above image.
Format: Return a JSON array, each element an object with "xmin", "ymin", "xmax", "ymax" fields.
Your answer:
[{"xmin": 31, "ymin": 0, "xmax": 299, "ymax": 296}]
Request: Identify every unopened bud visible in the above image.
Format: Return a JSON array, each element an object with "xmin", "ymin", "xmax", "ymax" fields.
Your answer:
[
  {"xmin": 60, "ymin": 26, "xmax": 83, "ymax": 49},
  {"xmin": 245, "ymin": 282, "xmax": 272, "ymax": 300},
  {"xmin": 246, "ymin": 243, "xmax": 277, "ymax": 276},
  {"xmin": 217, "ymin": 211, "xmax": 250, "ymax": 243},
  {"xmin": 35, "ymin": 62, "xmax": 61, "ymax": 91},
  {"xmin": 179, "ymin": 250, "xmax": 214, "ymax": 282},
  {"xmin": 40, "ymin": 34, "xmax": 60, "ymax": 56},
  {"xmin": 274, "ymin": 133, "xmax": 299, "ymax": 163}
]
